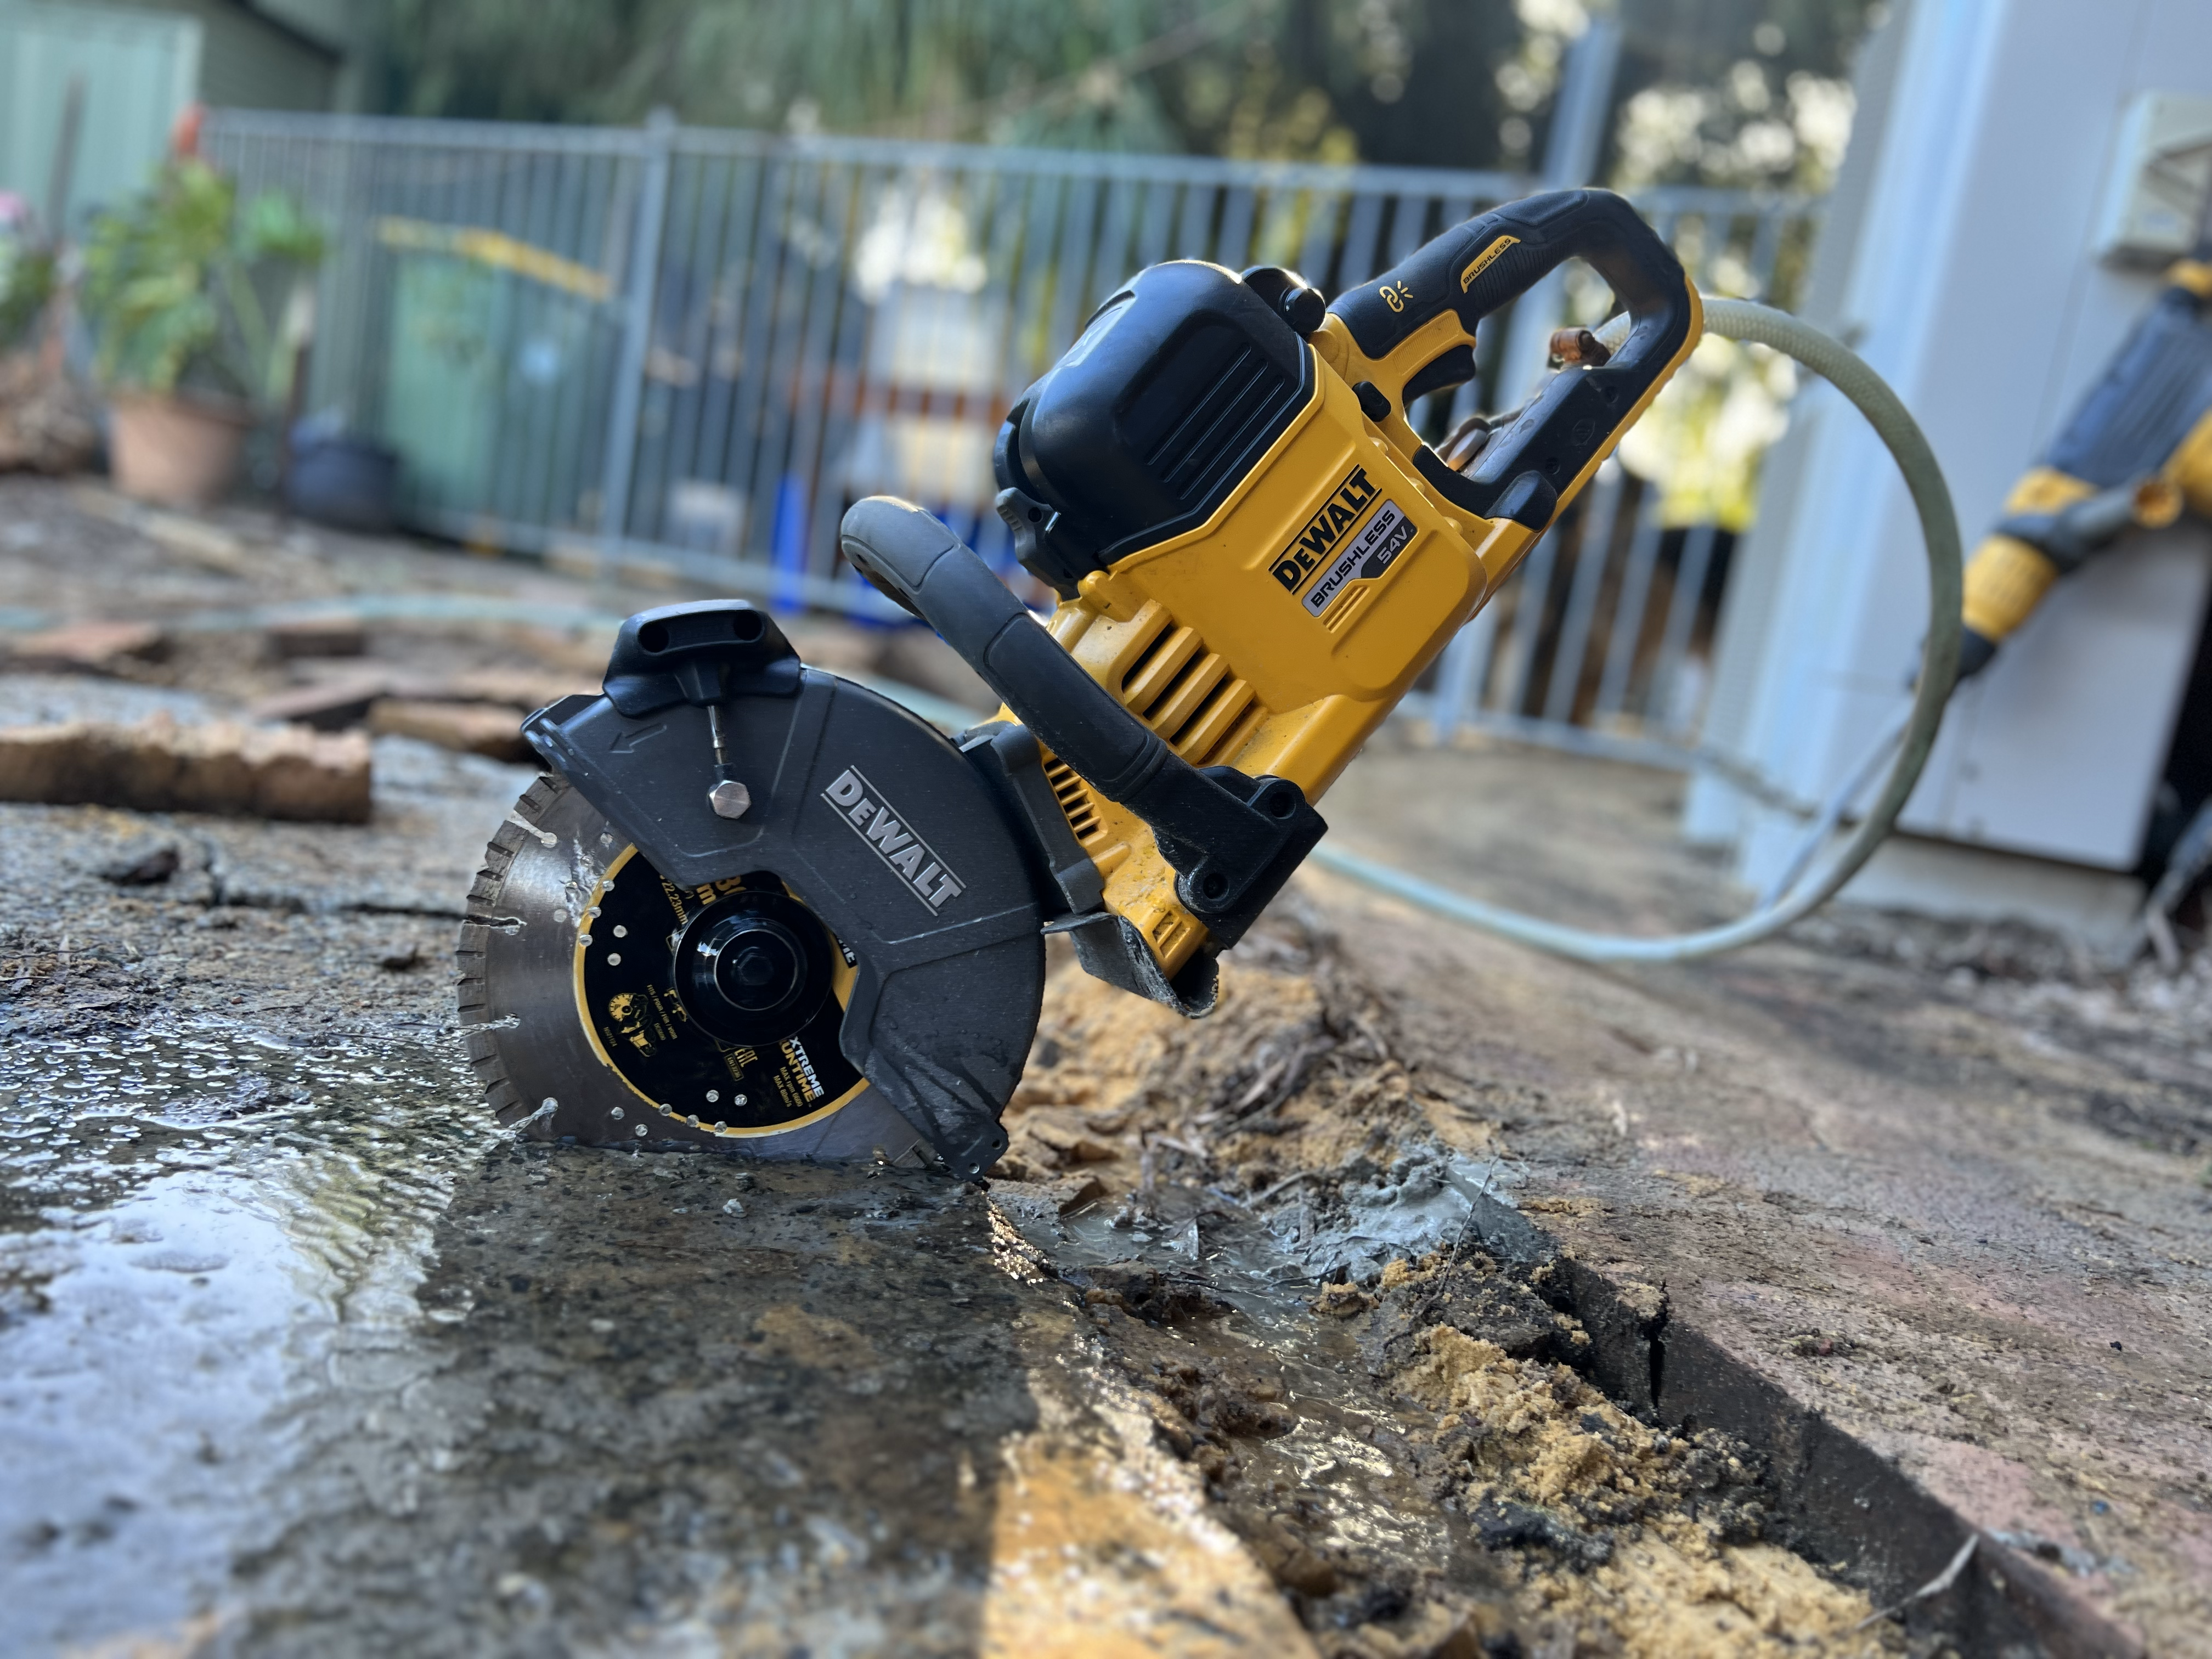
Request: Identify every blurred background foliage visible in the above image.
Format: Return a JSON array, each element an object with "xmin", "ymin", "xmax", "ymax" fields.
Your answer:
[
  {"xmin": 363, "ymin": 0, "xmax": 1882, "ymax": 191},
  {"xmin": 352, "ymin": 0, "xmax": 1886, "ymax": 531}
]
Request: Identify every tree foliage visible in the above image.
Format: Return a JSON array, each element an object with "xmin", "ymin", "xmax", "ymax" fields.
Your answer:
[
  {"xmin": 370, "ymin": 0, "xmax": 1523, "ymax": 168},
  {"xmin": 1609, "ymin": 0, "xmax": 1881, "ymax": 191},
  {"xmin": 366, "ymin": 0, "xmax": 1882, "ymax": 183}
]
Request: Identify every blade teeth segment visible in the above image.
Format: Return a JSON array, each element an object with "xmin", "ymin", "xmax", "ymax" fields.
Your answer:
[
  {"xmin": 463, "ymin": 774, "xmax": 565, "ymax": 921},
  {"xmin": 454, "ymin": 771, "xmax": 579, "ymax": 1130}
]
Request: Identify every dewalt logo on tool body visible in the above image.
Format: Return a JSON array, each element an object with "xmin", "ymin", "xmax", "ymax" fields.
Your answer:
[
  {"xmin": 1270, "ymin": 465, "xmax": 1414, "ymax": 617},
  {"xmin": 1272, "ymin": 467, "xmax": 1379, "ymax": 597}
]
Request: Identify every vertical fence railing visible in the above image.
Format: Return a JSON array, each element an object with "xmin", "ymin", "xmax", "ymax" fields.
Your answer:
[{"xmin": 202, "ymin": 110, "xmax": 1818, "ymax": 761}]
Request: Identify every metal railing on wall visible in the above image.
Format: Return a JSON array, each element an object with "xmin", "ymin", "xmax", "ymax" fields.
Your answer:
[{"xmin": 202, "ymin": 109, "xmax": 1816, "ymax": 763}]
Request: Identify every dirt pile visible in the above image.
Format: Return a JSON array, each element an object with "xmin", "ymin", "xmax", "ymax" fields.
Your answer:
[
  {"xmin": 1055, "ymin": 1228, "xmax": 1897, "ymax": 1657},
  {"xmin": 1375, "ymin": 1254, "xmax": 1886, "ymax": 1657},
  {"xmin": 996, "ymin": 899, "xmax": 1497, "ymax": 1217},
  {"xmin": 1001, "ymin": 917, "xmax": 1898, "ymax": 1657}
]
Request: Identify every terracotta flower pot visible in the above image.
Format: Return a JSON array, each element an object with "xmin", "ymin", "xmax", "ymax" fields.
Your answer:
[{"xmin": 107, "ymin": 391, "xmax": 255, "ymax": 507}]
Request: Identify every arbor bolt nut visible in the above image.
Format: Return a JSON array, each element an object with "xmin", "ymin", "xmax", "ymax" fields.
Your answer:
[{"xmin": 707, "ymin": 780, "xmax": 753, "ymax": 820}]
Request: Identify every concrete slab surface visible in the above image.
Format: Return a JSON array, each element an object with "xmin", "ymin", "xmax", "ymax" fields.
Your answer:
[{"xmin": 2, "ymin": 476, "xmax": 2208, "ymax": 1656}]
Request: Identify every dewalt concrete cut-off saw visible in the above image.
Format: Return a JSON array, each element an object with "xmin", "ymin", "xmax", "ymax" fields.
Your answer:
[{"xmin": 459, "ymin": 188, "xmax": 1701, "ymax": 1176}]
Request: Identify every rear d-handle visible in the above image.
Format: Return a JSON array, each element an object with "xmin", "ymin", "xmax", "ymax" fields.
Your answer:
[{"xmin": 1325, "ymin": 188, "xmax": 1702, "ymax": 529}]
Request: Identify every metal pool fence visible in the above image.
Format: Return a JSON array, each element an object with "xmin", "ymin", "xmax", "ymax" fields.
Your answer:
[{"xmin": 201, "ymin": 110, "xmax": 1816, "ymax": 760}]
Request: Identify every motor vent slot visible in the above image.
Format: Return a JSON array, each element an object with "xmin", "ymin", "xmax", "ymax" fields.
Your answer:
[
  {"xmin": 1124, "ymin": 323, "xmax": 1300, "ymax": 506},
  {"xmin": 1043, "ymin": 757, "xmax": 1104, "ymax": 847},
  {"xmin": 1039, "ymin": 600, "xmax": 1272, "ymax": 861},
  {"xmin": 1118, "ymin": 616, "xmax": 1266, "ymax": 766}
]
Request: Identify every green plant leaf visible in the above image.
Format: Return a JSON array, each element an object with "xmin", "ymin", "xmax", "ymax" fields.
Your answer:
[
  {"xmin": 78, "ymin": 158, "xmax": 323, "ymax": 405},
  {"xmin": 239, "ymin": 190, "xmax": 327, "ymax": 265}
]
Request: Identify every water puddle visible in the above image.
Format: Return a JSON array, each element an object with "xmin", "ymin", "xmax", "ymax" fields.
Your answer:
[
  {"xmin": 1, "ymin": 1024, "xmax": 1044, "ymax": 1654},
  {"xmin": 1, "ymin": 1024, "xmax": 485, "ymax": 1647}
]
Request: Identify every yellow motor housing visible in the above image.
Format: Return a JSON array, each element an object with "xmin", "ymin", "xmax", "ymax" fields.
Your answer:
[{"xmin": 978, "ymin": 193, "xmax": 1704, "ymax": 982}]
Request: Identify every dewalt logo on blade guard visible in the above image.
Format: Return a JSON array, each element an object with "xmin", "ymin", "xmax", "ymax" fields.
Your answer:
[{"xmin": 1271, "ymin": 467, "xmax": 1378, "ymax": 598}]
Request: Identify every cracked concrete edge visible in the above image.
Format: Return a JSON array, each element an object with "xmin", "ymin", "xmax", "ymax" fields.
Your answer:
[{"xmin": 1460, "ymin": 1190, "xmax": 2144, "ymax": 1659}]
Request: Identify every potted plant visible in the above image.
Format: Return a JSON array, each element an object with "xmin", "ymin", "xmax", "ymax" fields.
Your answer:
[{"xmin": 78, "ymin": 159, "xmax": 323, "ymax": 506}]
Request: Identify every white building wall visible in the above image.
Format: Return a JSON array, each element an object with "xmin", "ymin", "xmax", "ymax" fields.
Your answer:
[{"xmin": 1697, "ymin": 0, "xmax": 2212, "ymax": 920}]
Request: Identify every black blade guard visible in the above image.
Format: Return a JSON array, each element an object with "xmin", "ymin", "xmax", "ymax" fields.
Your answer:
[{"xmin": 514, "ymin": 631, "xmax": 1043, "ymax": 1180}]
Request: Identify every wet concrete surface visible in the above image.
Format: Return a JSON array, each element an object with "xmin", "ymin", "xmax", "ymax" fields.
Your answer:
[
  {"xmin": 0, "ymin": 822, "xmax": 1285, "ymax": 1655},
  {"xmin": 2, "ymin": 729, "xmax": 1891, "ymax": 1657},
  {"xmin": 0, "ymin": 692, "xmax": 1487, "ymax": 1655},
  {"xmin": 0, "ymin": 482, "xmax": 1396, "ymax": 1655},
  {"xmin": 6, "ymin": 479, "xmax": 2209, "ymax": 1654}
]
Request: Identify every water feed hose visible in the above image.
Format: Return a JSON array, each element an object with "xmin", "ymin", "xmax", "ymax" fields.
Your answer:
[{"xmin": 1310, "ymin": 298, "xmax": 1963, "ymax": 963}]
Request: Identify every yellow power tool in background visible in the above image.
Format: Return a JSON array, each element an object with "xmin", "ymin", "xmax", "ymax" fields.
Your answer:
[{"xmin": 1960, "ymin": 261, "xmax": 2212, "ymax": 677}]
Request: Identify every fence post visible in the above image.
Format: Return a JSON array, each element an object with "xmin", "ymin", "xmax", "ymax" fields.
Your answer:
[
  {"xmin": 1542, "ymin": 460, "xmax": 1624, "ymax": 724},
  {"xmin": 597, "ymin": 108, "xmax": 677, "ymax": 569},
  {"xmin": 1654, "ymin": 521, "xmax": 1719, "ymax": 734},
  {"xmin": 1491, "ymin": 16, "xmax": 1622, "ymax": 407},
  {"xmin": 1428, "ymin": 602, "xmax": 1498, "ymax": 747}
]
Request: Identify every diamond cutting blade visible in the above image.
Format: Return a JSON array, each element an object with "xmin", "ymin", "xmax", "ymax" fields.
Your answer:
[{"xmin": 456, "ymin": 773, "xmax": 926, "ymax": 1161}]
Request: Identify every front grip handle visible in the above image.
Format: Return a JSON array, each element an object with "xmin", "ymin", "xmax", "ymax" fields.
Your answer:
[
  {"xmin": 1327, "ymin": 188, "xmax": 1700, "ymax": 527},
  {"xmin": 837, "ymin": 497, "xmax": 1325, "ymax": 942},
  {"xmin": 838, "ymin": 496, "xmax": 1173, "ymax": 804}
]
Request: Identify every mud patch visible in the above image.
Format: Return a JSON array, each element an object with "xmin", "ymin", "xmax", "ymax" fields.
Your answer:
[
  {"xmin": 991, "ymin": 912, "xmax": 1909, "ymax": 1657},
  {"xmin": 1000, "ymin": 902, "xmax": 1507, "ymax": 1283}
]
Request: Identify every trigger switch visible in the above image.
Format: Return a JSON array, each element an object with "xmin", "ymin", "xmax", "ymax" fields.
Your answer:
[{"xmin": 1353, "ymin": 381, "xmax": 1392, "ymax": 423}]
